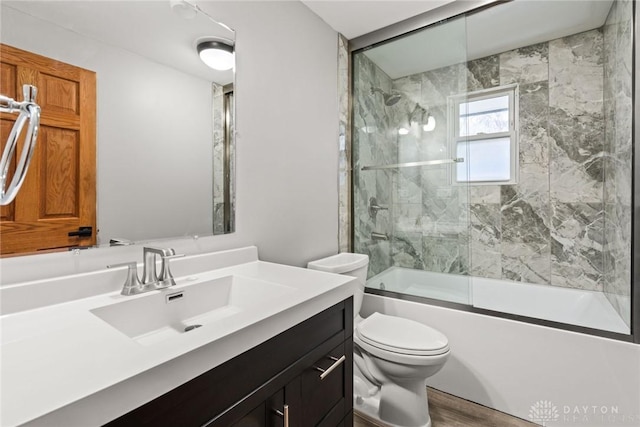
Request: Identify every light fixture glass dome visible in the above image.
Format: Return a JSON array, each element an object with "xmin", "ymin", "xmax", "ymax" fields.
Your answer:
[
  {"xmin": 197, "ymin": 41, "xmax": 234, "ymax": 71},
  {"xmin": 422, "ymin": 115, "xmax": 436, "ymax": 132}
]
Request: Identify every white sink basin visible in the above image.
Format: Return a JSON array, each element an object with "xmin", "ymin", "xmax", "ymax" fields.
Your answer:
[{"xmin": 90, "ymin": 275, "xmax": 294, "ymax": 345}]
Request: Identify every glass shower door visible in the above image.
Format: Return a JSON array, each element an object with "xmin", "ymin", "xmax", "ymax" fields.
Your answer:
[{"xmin": 352, "ymin": 15, "xmax": 472, "ymax": 306}]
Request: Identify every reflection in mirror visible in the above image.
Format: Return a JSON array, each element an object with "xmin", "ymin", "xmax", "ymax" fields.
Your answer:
[
  {"xmin": 213, "ymin": 83, "xmax": 235, "ymax": 234},
  {"xmin": 0, "ymin": 0, "xmax": 235, "ymax": 257}
]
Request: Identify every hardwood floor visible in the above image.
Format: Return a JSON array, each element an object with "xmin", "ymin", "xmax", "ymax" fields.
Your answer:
[{"xmin": 353, "ymin": 387, "xmax": 538, "ymax": 427}]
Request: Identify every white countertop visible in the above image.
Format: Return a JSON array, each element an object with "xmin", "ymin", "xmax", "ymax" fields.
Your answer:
[{"xmin": 0, "ymin": 247, "xmax": 355, "ymax": 426}]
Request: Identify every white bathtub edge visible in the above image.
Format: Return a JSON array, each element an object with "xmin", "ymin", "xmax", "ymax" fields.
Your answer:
[{"xmin": 362, "ymin": 294, "xmax": 640, "ymax": 426}]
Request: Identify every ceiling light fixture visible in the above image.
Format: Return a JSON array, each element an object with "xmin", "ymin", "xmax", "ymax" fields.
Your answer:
[{"xmin": 197, "ymin": 41, "xmax": 234, "ymax": 71}]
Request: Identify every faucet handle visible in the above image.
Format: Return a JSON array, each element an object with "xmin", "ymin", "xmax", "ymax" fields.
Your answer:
[
  {"xmin": 107, "ymin": 262, "xmax": 144, "ymax": 295},
  {"xmin": 162, "ymin": 253, "xmax": 185, "ymax": 261},
  {"xmin": 158, "ymin": 253, "xmax": 185, "ymax": 287}
]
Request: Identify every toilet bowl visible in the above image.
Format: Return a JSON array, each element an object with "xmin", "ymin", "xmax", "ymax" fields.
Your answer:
[{"xmin": 308, "ymin": 253, "xmax": 450, "ymax": 427}]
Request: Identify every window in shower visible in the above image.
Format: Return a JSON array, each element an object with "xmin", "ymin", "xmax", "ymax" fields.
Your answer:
[{"xmin": 449, "ymin": 84, "xmax": 518, "ymax": 185}]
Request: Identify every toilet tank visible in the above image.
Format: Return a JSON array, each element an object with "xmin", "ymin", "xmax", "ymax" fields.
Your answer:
[{"xmin": 307, "ymin": 253, "xmax": 369, "ymax": 316}]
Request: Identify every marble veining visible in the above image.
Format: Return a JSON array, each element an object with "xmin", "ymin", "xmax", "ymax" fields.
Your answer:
[
  {"xmin": 392, "ymin": 231, "xmax": 424, "ymax": 269},
  {"xmin": 549, "ymin": 30, "xmax": 604, "ymax": 116},
  {"xmin": 470, "ymin": 203, "xmax": 501, "ymax": 279},
  {"xmin": 500, "ymin": 42, "xmax": 548, "ymax": 85},
  {"xmin": 550, "ymin": 202, "xmax": 604, "ymax": 291},
  {"xmin": 467, "ymin": 56, "xmax": 499, "ymax": 91},
  {"xmin": 423, "ymin": 235, "xmax": 469, "ymax": 275},
  {"xmin": 519, "ymin": 81, "xmax": 550, "ymax": 166}
]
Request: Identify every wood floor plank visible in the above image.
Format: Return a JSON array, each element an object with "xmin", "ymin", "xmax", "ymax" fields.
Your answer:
[{"xmin": 354, "ymin": 387, "xmax": 538, "ymax": 427}]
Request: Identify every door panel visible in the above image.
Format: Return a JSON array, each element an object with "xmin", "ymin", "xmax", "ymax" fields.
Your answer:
[
  {"xmin": 0, "ymin": 43, "xmax": 96, "ymax": 255},
  {"xmin": 40, "ymin": 126, "xmax": 79, "ymax": 218},
  {"xmin": 39, "ymin": 73, "xmax": 80, "ymax": 116},
  {"xmin": 0, "ymin": 61, "xmax": 17, "ymax": 99},
  {"xmin": 0, "ymin": 119, "xmax": 16, "ymax": 222},
  {"xmin": 266, "ymin": 389, "xmax": 284, "ymax": 427}
]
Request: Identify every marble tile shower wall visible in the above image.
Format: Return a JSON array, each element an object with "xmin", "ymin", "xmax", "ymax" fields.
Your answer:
[
  {"xmin": 390, "ymin": 62, "xmax": 471, "ymax": 278},
  {"xmin": 212, "ymin": 84, "xmax": 235, "ymax": 234},
  {"xmin": 395, "ymin": 29, "xmax": 607, "ymax": 290},
  {"xmin": 353, "ymin": 54, "xmax": 397, "ymax": 276},
  {"xmin": 603, "ymin": 0, "xmax": 633, "ymax": 327},
  {"xmin": 338, "ymin": 34, "xmax": 350, "ymax": 253},
  {"xmin": 212, "ymin": 83, "xmax": 225, "ymax": 234},
  {"xmin": 357, "ymin": 28, "xmax": 627, "ymax": 291}
]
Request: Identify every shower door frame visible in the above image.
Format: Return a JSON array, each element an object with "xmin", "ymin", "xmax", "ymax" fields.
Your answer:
[
  {"xmin": 349, "ymin": 0, "xmax": 639, "ymax": 344},
  {"xmin": 632, "ymin": 0, "xmax": 639, "ymax": 345}
]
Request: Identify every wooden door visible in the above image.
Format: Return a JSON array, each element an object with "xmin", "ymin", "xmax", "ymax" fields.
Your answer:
[{"xmin": 0, "ymin": 44, "xmax": 96, "ymax": 256}]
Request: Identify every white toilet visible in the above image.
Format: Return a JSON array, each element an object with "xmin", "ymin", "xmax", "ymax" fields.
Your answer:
[{"xmin": 308, "ymin": 253, "xmax": 450, "ymax": 427}]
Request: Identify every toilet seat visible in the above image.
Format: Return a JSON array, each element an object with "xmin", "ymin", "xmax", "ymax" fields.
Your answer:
[{"xmin": 356, "ymin": 313, "xmax": 449, "ymax": 357}]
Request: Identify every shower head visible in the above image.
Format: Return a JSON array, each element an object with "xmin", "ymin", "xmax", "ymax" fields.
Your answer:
[{"xmin": 370, "ymin": 86, "xmax": 402, "ymax": 106}]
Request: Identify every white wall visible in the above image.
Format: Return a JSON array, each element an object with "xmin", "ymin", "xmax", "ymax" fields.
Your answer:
[
  {"xmin": 0, "ymin": 1, "xmax": 340, "ymax": 283},
  {"xmin": 223, "ymin": 1, "xmax": 340, "ymax": 267},
  {"xmin": 362, "ymin": 295, "xmax": 640, "ymax": 425},
  {"xmin": 1, "ymin": 6, "xmax": 214, "ymax": 243}
]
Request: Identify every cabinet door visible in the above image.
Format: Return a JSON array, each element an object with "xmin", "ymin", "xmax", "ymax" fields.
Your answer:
[
  {"xmin": 233, "ymin": 402, "xmax": 266, "ymax": 427},
  {"xmin": 266, "ymin": 378, "xmax": 302, "ymax": 427},
  {"xmin": 301, "ymin": 341, "xmax": 352, "ymax": 426},
  {"xmin": 266, "ymin": 389, "xmax": 285, "ymax": 427}
]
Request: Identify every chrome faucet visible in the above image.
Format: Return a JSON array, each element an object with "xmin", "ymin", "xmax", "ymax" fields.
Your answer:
[
  {"xmin": 108, "ymin": 246, "xmax": 184, "ymax": 296},
  {"xmin": 142, "ymin": 247, "xmax": 184, "ymax": 288}
]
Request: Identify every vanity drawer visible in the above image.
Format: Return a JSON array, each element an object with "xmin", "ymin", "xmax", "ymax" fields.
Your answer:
[{"xmin": 301, "ymin": 341, "xmax": 352, "ymax": 427}]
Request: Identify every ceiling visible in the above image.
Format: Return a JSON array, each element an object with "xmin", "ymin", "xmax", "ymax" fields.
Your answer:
[
  {"xmin": 303, "ymin": 0, "xmax": 614, "ymax": 80},
  {"xmin": 2, "ymin": 1, "xmax": 235, "ymax": 85},
  {"xmin": 301, "ymin": 0, "xmax": 455, "ymax": 40},
  {"xmin": 4, "ymin": 1, "xmax": 616, "ymax": 85}
]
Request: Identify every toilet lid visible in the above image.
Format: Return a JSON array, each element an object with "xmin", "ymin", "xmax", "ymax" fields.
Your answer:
[{"xmin": 356, "ymin": 312, "xmax": 449, "ymax": 356}]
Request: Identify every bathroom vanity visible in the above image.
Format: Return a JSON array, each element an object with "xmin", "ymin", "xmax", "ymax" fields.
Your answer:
[
  {"xmin": 0, "ymin": 246, "xmax": 355, "ymax": 427},
  {"xmin": 106, "ymin": 298, "xmax": 353, "ymax": 427}
]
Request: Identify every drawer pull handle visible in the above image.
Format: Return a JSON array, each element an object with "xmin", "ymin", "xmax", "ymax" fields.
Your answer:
[
  {"xmin": 274, "ymin": 404, "xmax": 289, "ymax": 427},
  {"xmin": 315, "ymin": 355, "xmax": 346, "ymax": 380}
]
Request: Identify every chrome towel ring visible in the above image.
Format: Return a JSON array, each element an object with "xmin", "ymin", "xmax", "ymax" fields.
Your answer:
[{"xmin": 0, "ymin": 84, "xmax": 41, "ymax": 206}]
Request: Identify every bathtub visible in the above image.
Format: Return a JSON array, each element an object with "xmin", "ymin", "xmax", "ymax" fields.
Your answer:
[
  {"xmin": 361, "ymin": 291, "xmax": 640, "ymax": 426},
  {"xmin": 366, "ymin": 267, "xmax": 630, "ymax": 335}
]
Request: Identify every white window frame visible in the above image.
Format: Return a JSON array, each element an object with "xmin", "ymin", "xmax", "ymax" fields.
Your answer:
[{"xmin": 448, "ymin": 83, "xmax": 519, "ymax": 186}]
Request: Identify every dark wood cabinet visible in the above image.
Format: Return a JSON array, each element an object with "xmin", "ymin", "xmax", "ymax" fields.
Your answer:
[{"xmin": 105, "ymin": 298, "xmax": 353, "ymax": 427}]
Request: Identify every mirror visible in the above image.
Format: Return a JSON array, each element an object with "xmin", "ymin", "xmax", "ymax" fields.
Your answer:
[{"xmin": 0, "ymin": 0, "xmax": 235, "ymax": 256}]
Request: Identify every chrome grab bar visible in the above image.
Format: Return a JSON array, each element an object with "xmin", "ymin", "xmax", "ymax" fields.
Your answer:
[
  {"xmin": 361, "ymin": 157, "xmax": 464, "ymax": 171},
  {"xmin": 0, "ymin": 84, "xmax": 41, "ymax": 205}
]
